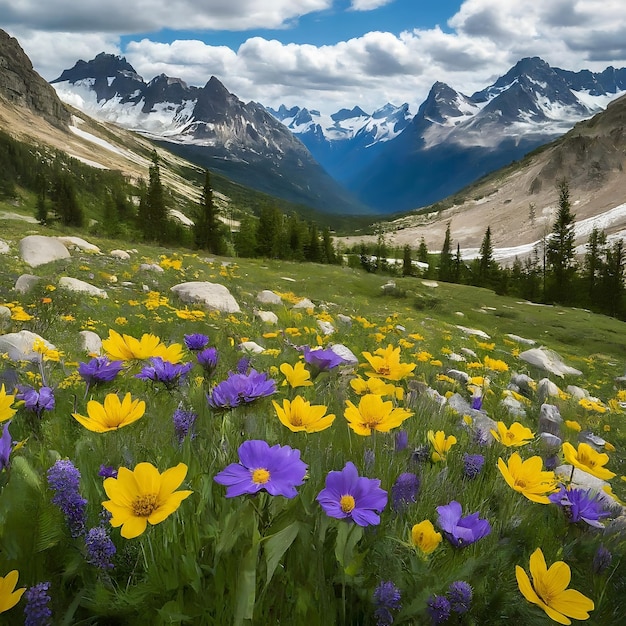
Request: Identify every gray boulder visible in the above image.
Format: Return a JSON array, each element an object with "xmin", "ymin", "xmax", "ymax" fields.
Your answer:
[
  {"xmin": 256, "ymin": 290, "xmax": 282, "ymax": 305},
  {"xmin": 58, "ymin": 277, "xmax": 108, "ymax": 299},
  {"xmin": 171, "ymin": 282, "xmax": 240, "ymax": 313},
  {"xmin": 15, "ymin": 274, "xmax": 42, "ymax": 294},
  {"xmin": 0, "ymin": 330, "xmax": 56, "ymax": 362},
  {"xmin": 19, "ymin": 235, "xmax": 70, "ymax": 267},
  {"xmin": 519, "ymin": 347, "xmax": 582, "ymax": 377}
]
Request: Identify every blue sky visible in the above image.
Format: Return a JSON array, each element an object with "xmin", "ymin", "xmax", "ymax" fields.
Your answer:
[{"xmin": 3, "ymin": 0, "xmax": 626, "ymax": 114}]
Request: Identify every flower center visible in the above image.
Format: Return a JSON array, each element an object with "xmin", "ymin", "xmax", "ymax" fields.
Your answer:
[
  {"xmin": 132, "ymin": 493, "xmax": 158, "ymax": 518},
  {"xmin": 252, "ymin": 468, "xmax": 271, "ymax": 484},
  {"xmin": 340, "ymin": 494, "xmax": 356, "ymax": 513},
  {"xmin": 290, "ymin": 411, "xmax": 303, "ymax": 426},
  {"xmin": 377, "ymin": 366, "xmax": 391, "ymax": 375},
  {"xmin": 515, "ymin": 479, "xmax": 527, "ymax": 489}
]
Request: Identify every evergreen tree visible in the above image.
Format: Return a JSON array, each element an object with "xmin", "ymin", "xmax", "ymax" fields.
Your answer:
[
  {"xmin": 321, "ymin": 227, "xmax": 336, "ymax": 264},
  {"xmin": 438, "ymin": 222, "xmax": 453, "ymax": 281},
  {"xmin": 235, "ymin": 215, "xmax": 258, "ymax": 258},
  {"xmin": 52, "ymin": 172, "xmax": 83, "ymax": 227},
  {"xmin": 305, "ymin": 223, "xmax": 322, "ymax": 262},
  {"xmin": 583, "ymin": 226, "xmax": 607, "ymax": 304},
  {"xmin": 546, "ymin": 181, "xmax": 576, "ymax": 303},
  {"xmin": 140, "ymin": 151, "xmax": 168, "ymax": 242},
  {"xmin": 417, "ymin": 237, "xmax": 429, "ymax": 264},
  {"xmin": 102, "ymin": 192, "xmax": 121, "ymax": 237},
  {"xmin": 256, "ymin": 205, "xmax": 283, "ymax": 258},
  {"xmin": 453, "ymin": 243, "xmax": 463, "ymax": 283},
  {"xmin": 286, "ymin": 213, "xmax": 305, "ymax": 260},
  {"xmin": 194, "ymin": 170, "xmax": 225, "ymax": 254},
  {"xmin": 375, "ymin": 227, "xmax": 388, "ymax": 272},
  {"xmin": 35, "ymin": 172, "xmax": 47, "ymax": 224},
  {"xmin": 477, "ymin": 226, "xmax": 497, "ymax": 286},
  {"xmin": 402, "ymin": 244, "xmax": 413, "ymax": 276},
  {"xmin": 599, "ymin": 239, "xmax": 625, "ymax": 317}
]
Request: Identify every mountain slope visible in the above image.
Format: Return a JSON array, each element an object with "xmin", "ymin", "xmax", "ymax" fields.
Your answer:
[
  {"xmin": 338, "ymin": 93, "xmax": 626, "ymax": 262},
  {"xmin": 52, "ymin": 54, "xmax": 370, "ymax": 215}
]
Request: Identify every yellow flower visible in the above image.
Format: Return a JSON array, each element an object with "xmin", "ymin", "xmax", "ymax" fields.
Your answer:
[
  {"xmin": 0, "ymin": 384, "xmax": 17, "ymax": 423},
  {"xmin": 564, "ymin": 420, "xmax": 581, "ymax": 432},
  {"xmin": 516, "ymin": 548, "xmax": 594, "ymax": 624},
  {"xmin": 350, "ymin": 376, "xmax": 403, "ymax": 399},
  {"xmin": 411, "ymin": 520, "xmax": 442, "ymax": 555},
  {"xmin": 102, "ymin": 330, "xmax": 183, "ymax": 363},
  {"xmin": 497, "ymin": 453, "xmax": 557, "ymax": 504},
  {"xmin": 483, "ymin": 356, "xmax": 509, "ymax": 372},
  {"xmin": 280, "ymin": 362, "xmax": 313, "ymax": 388},
  {"xmin": 273, "ymin": 396, "xmax": 335, "ymax": 433},
  {"xmin": 427, "ymin": 430, "xmax": 457, "ymax": 462},
  {"xmin": 344, "ymin": 394, "xmax": 413, "ymax": 435},
  {"xmin": 361, "ymin": 344, "xmax": 416, "ymax": 380},
  {"xmin": 476, "ymin": 341, "xmax": 495, "ymax": 351},
  {"xmin": 415, "ymin": 350, "xmax": 433, "ymax": 362},
  {"xmin": 72, "ymin": 393, "xmax": 146, "ymax": 433},
  {"xmin": 103, "ymin": 462, "xmax": 192, "ymax": 539},
  {"xmin": 562, "ymin": 442, "xmax": 616, "ymax": 480},
  {"xmin": 578, "ymin": 397, "xmax": 606, "ymax": 413},
  {"xmin": 10, "ymin": 306, "xmax": 33, "ymax": 321},
  {"xmin": 491, "ymin": 421, "xmax": 535, "ymax": 447},
  {"xmin": 0, "ymin": 570, "xmax": 26, "ymax": 614}
]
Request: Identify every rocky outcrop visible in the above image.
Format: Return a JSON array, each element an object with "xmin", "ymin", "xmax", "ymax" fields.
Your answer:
[{"xmin": 0, "ymin": 29, "xmax": 70, "ymax": 128}]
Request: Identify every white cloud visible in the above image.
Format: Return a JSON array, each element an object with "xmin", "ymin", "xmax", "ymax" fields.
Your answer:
[
  {"xmin": 349, "ymin": 0, "xmax": 395, "ymax": 11},
  {"xmin": 4, "ymin": 0, "xmax": 626, "ymax": 115}
]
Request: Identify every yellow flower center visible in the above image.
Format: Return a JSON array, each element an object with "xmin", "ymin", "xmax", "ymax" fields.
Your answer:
[
  {"xmin": 340, "ymin": 494, "xmax": 356, "ymax": 513},
  {"xmin": 252, "ymin": 468, "xmax": 271, "ymax": 484},
  {"xmin": 515, "ymin": 479, "xmax": 527, "ymax": 489},
  {"xmin": 290, "ymin": 411, "xmax": 303, "ymax": 427},
  {"xmin": 377, "ymin": 366, "xmax": 391, "ymax": 375},
  {"xmin": 132, "ymin": 493, "xmax": 159, "ymax": 518}
]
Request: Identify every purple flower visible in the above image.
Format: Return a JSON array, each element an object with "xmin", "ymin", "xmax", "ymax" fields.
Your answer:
[
  {"xmin": 394, "ymin": 430, "xmax": 409, "ymax": 452},
  {"xmin": 548, "ymin": 486, "xmax": 611, "ymax": 528},
  {"xmin": 0, "ymin": 421, "xmax": 13, "ymax": 471},
  {"xmin": 303, "ymin": 346, "xmax": 345, "ymax": 373},
  {"xmin": 463, "ymin": 453, "xmax": 485, "ymax": 479},
  {"xmin": 16, "ymin": 386, "xmax": 55, "ymax": 417},
  {"xmin": 411, "ymin": 444, "xmax": 430, "ymax": 465},
  {"xmin": 47, "ymin": 459, "xmax": 87, "ymax": 538},
  {"xmin": 391, "ymin": 472, "xmax": 420, "ymax": 512},
  {"xmin": 173, "ymin": 407, "xmax": 197, "ymax": 445},
  {"xmin": 98, "ymin": 464, "xmax": 118, "ymax": 479},
  {"xmin": 136, "ymin": 357, "xmax": 193, "ymax": 389},
  {"xmin": 207, "ymin": 369, "xmax": 276, "ymax": 409},
  {"xmin": 373, "ymin": 580, "xmax": 402, "ymax": 626},
  {"xmin": 24, "ymin": 582, "xmax": 52, "ymax": 626},
  {"xmin": 470, "ymin": 395, "xmax": 483, "ymax": 411},
  {"xmin": 78, "ymin": 357, "xmax": 124, "ymax": 385},
  {"xmin": 197, "ymin": 347, "xmax": 219, "ymax": 375},
  {"xmin": 427, "ymin": 595, "xmax": 451, "ymax": 624},
  {"xmin": 184, "ymin": 333, "xmax": 210, "ymax": 351},
  {"xmin": 85, "ymin": 526, "xmax": 116, "ymax": 570},
  {"xmin": 236, "ymin": 356, "xmax": 252, "ymax": 374},
  {"xmin": 317, "ymin": 461, "xmax": 388, "ymax": 526},
  {"xmin": 448, "ymin": 580, "xmax": 473, "ymax": 614},
  {"xmin": 593, "ymin": 545, "xmax": 612, "ymax": 574},
  {"xmin": 436, "ymin": 500, "xmax": 491, "ymax": 548},
  {"xmin": 214, "ymin": 440, "xmax": 307, "ymax": 498}
]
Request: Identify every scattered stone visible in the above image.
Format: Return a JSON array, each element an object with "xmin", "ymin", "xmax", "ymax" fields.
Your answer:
[
  {"xmin": 538, "ymin": 403, "xmax": 562, "ymax": 437},
  {"xmin": 58, "ymin": 277, "xmax": 108, "ymax": 299},
  {"xmin": 461, "ymin": 347, "xmax": 478, "ymax": 359},
  {"xmin": 381, "ymin": 281, "xmax": 396, "ymax": 293},
  {"xmin": 257, "ymin": 290, "xmax": 282, "ymax": 305},
  {"xmin": 447, "ymin": 369, "xmax": 470, "ymax": 384},
  {"xmin": 239, "ymin": 341, "xmax": 265, "ymax": 354},
  {"xmin": 139, "ymin": 263, "xmax": 164, "ymax": 273},
  {"xmin": 566, "ymin": 385, "xmax": 589, "ymax": 400},
  {"xmin": 506, "ymin": 333, "xmax": 536, "ymax": 345},
  {"xmin": 317, "ymin": 320, "xmax": 335, "ymax": 336},
  {"xmin": 454, "ymin": 311, "xmax": 465, "ymax": 316},
  {"xmin": 0, "ymin": 330, "xmax": 56, "ymax": 362},
  {"xmin": 539, "ymin": 432, "xmax": 562, "ymax": 449},
  {"xmin": 56, "ymin": 236, "xmax": 100, "ymax": 253},
  {"xmin": 447, "ymin": 352, "xmax": 466, "ymax": 362},
  {"xmin": 281, "ymin": 276, "xmax": 296, "ymax": 282},
  {"xmin": 19, "ymin": 235, "xmax": 70, "ymax": 267},
  {"xmin": 501, "ymin": 393, "xmax": 526, "ymax": 418},
  {"xmin": 456, "ymin": 325, "xmax": 491, "ymax": 340},
  {"xmin": 0, "ymin": 240, "xmax": 9, "ymax": 254},
  {"xmin": 510, "ymin": 373, "xmax": 534, "ymax": 394},
  {"xmin": 110, "ymin": 249, "xmax": 131, "ymax": 260},
  {"xmin": 537, "ymin": 378, "xmax": 562, "ymax": 402},
  {"xmin": 578, "ymin": 431, "xmax": 606, "ymax": 451},
  {"xmin": 15, "ymin": 274, "xmax": 42, "ymax": 294},
  {"xmin": 337, "ymin": 314, "xmax": 352, "ymax": 326},
  {"xmin": 329, "ymin": 344, "xmax": 358, "ymax": 365},
  {"xmin": 293, "ymin": 298, "xmax": 315, "ymax": 310},
  {"xmin": 471, "ymin": 412, "xmax": 499, "ymax": 444},
  {"xmin": 0, "ymin": 306, "xmax": 11, "ymax": 320},
  {"xmin": 171, "ymin": 282, "xmax": 241, "ymax": 313},
  {"xmin": 518, "ymin": 347, "xmax": 582, "ymax": 377},
  {"xmin": 255, "ymin": 310, "xmax": 278, "ymax": 325},
  {"xmin": 421, "ymin": 280, "xmax": 438, "ymax": 288},
  {"xmin": 79, "ymin": 330, "xmax": 102, "ymax": 355}
]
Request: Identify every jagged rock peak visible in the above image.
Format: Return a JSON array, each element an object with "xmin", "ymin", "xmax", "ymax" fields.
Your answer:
[
  {"xmin": 331, "ymin": 106, "xmax": 369, "ymax": 122},
  {"xmin": 0, "ymin": 28, "xmax": 71, "ymax": 128},
  {"xmin": 52, "ymin": 52, "xmax": 143, "ymax": 84}
]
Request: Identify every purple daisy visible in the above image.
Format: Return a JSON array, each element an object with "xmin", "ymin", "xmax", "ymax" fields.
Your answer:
[
  {"xmin": 207, "ymin": 369, "xmax": 276, "ymax": 408},
  {"xmin": 214, "ymin": 439, "xmax": 307, "ymax": 498},
  {"xmin": 184, "ymin": 333, "xmax": 210, "ymax": 351},
  {"xmin": 16, "ymin": 385, "xmax": 55, "ymax": 417},
  {"xmin": 197, "ymin": 347, "xmax": 219, "ymax": 374},
  {"xmin": 136, "ymin": 357, "xmax": 193, "ymax": 389},
  {"xmin": 316, "ymin": 461, "xmax": 388, "ymax": 526},
  {"xmin": 78, "ymin": 357, "xmax": 124, "ymax": 385},
  {"xmin": 548, "ymin": 485, "xmax": 611, "ymax": 528},
  {"xmin": 436, "ymin": 500, "xmax": 491, "ymax": 548}
]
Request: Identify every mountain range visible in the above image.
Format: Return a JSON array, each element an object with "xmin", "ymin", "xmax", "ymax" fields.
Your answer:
[{"xmin": 51, "ymin": 54, "xmax": 626, "ymax": 215}]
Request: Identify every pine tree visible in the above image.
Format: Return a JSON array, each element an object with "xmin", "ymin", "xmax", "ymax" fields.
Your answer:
[
  {"xmin": 438, "ymin": 222, "xmax": 453, "ymax": 281},
  {"xmin": 140, "ymin": 151, "xmax": 168, "ymax": 242},
  {"xmin": 194, "ymin": 170, "xmax": 225, "ymax": 254},
  {"xmin": 453, "ymin": 243, "xmax": 463, "ymax": 283},
  {"xmin": 583, "ymin": 226, "xmax": 607, "ymax": 304},
  {"xmin": 402, "ymin": 244, "xmax": 413, "ymax": 276},
  {"xmin": 417, "ymin": 237, "xmax": 429, "ymax": 264},
  {"xmin": 477, "ymin": 226, "xmax": 496, "ymax": 286},
  {"xmin": 599, "ymin": 239, "xmax": 625, "ymax": 317},
  {"xmin": 321, "ymin": 227, "xmax": 336, "ymax": 264},
  {"xmin": 256, "ymin": 205, "xmax": 283, "ymax": 258},
  {"xmin": 546, "ymin": 181, "xmax": 576, "ymax": 303},
  {"xmin": 305, "ymin": 223, "xmax": 322, "ymax": 262},
  {"xmin": 52, "ymin": 172, "xmax": 83, "ymax": 227},
  {"xmin": 235, "ymin": 215, "xmax": 258, "ymax": 258}
]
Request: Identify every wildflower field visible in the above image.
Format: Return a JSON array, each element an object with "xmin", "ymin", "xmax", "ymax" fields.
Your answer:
[{"xmin": 0, "ymin": 220, "xmax": 625, "ymax": 625}]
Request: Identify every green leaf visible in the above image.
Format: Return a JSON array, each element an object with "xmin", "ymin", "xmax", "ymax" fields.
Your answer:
[
  {"xmin": 263, "ymin": 521, "xmax": 300, "ymax": 589},
  {"xmin": 35, "ymin": 504, "xmax": 64, "ymax": 552},
  {"xmin": 234, "ymin": 520, "xmax": 260, "ymax": 625},
  {"xmin": 156, "ymin": 600, "xmax": 192, "ymax": 623},
  {"xmin": 334, "ymin": 522, "xmax": 363, "ymax": 571},
  {"xmin": 12, "ymin": 455, "xmax": 42, "ymax": 491}
]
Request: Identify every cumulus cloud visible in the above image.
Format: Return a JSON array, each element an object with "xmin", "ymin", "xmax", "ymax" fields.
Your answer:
[
  {"xmin": 0, "ymin": 0, "xmax": 332, "ymax": 32},
  {"xmin": 349, "ymin": 0, "xmax": 395, "ymax": 11},
  {"xmin": 4, "ymin": 0, "xmax": 626, "ymax": 115}
]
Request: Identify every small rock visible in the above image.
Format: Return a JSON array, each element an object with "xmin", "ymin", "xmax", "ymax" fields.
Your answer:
[
  {"xmin": 538, "ymin": 403, "xmax": 562, "ymax": 437},
  {"xmin": 0, "ymin": 240, "xmax": 9, "ymax": 254},
  {"xmin": 19, "ymin": 235, "xmax": 70, "ymax": 267},
  {"xmin": 257, "ymin": 290, "xmax": 282, "ymax": 305},
  {"xmin": 171, "ymin": 282, "xmax": 240, "ymax": 313},
  {"xmin": 456, "ymin": 325, "xmax": 491, "ymax": 339},
  {"xmin": 79, "ymin": 330, "xmax": 102, "ymax": 355},
  {"xmin": 317, "ymin": 320, "xmax": 335, "ymax": 336},
  {"xmin": 337, "ymin": 314, "xmax": 352, "ymax": 326},
  {"xmin": 329, "ymin": 344, "xmax": 358, "ymax": 365},
  {"xmin": 110, "ymin": 249, "xmax": 131, "ymax": 260},
  {"xmin": 293, "ymin": 298, "xmax": 315, "ymax": 310},
  {"xmin": 0, "ymin": 330, "xmax": 56, "ymax": 362},
  {"xmin": 239, "ymin": 341, "xmax": 265, "ymax": 354},
  {"xmin": 15, "ymin": 274, "xmax": 42, "ymax": 294},
  {"xmin": 139, "ymin": 263, "xmax": 164, "ymax": 273},
  {"xmin": 58, "ymin": 277, "xmax": 108, "ymax": 299},
  {"xmin": 56, "ymin": 236, "xmax": 100, "ymax": 253},
  {"xmin": 255, "ymin": 310, "xmax": 278, "ymax": 325},
  {"xmin": 537, "ymin": 378, "xmax": 561, "ymax": 402},
  {"xmin": 519, "ymin": 347, "xmax": 582, "ymax": 377}
]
